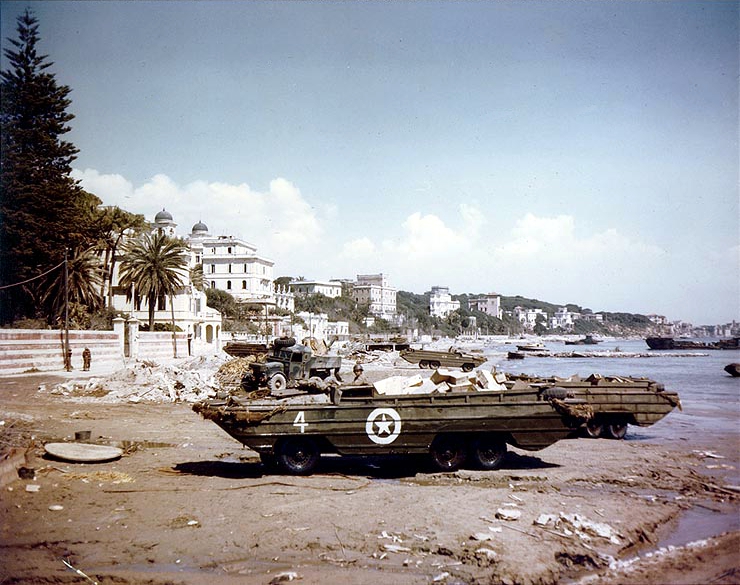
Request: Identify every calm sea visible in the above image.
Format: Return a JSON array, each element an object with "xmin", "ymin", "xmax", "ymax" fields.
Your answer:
[
  {"xmin": 484, "ymin": 338, "xmax": 740, "ymax": 483},
  {"xmin": 483, "ymin": 337, "xmax": 740, "ymax": 545}
]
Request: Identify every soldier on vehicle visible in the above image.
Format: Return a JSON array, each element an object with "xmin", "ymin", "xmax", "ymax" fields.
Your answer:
[{"xmin": 352, "ymin": 363, "xmax": 369, "ymax": 384}]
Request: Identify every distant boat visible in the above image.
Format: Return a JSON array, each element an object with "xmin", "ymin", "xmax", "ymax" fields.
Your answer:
[
  {"xmin": 507, "ymin": 351, "xmax": 526, "ymax": 360},
  {"xmin": 565, "ymin": 335, "xmax": 600, "ymax": 346},
  {"xmin": 646, "ymin": 337, "xmax": 740, "ymax": 351},
  {"xmin": 516, "ymin": 342, "xmax": 547, "ymax": 352},
  {"xmin": 724, "ymin": 363, "xmax": 740, "ymax": 377}
]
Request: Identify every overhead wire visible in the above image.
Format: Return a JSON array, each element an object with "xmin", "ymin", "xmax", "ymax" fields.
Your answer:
[{"xmin": 0, "ymin": 260, "xmax": 65, "ymax": 289}]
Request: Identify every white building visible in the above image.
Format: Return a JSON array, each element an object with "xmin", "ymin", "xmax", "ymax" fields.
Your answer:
[
  {"xmin": 514, "ymin": 306, "xmax": 548, "ymax": 331},
  {"xmin": 189, "ymin": 224, "xmax": 275, "ymax": 305},
  {"xmin": 468, "ymin": 293, "xmax": 503, "ymax": 319},
  {"xmin": 550, "ymin": 307, "xmax": 582, "ymax": 330},
  {"xmin": 429, "ymin": 286, "xmax": 460, "ymax": 318},
  {"xmin": 289, "ymin": 280, "xmax": 343, "ymax": 298},
  {"xmin": 351, "ymin": 273, "xmax": 397, "ymax": 320},
  {"xmin": 109, "ymin": 209, "xmax": 222, "ymax": 352}
]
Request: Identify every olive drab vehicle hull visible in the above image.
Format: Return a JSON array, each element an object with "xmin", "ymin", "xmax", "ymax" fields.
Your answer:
[
  {"xmin": 193, "ymin": 383, "xmax": 590, "ymax": 475},
  {"xmin": 399, "ymin": 348, "xmax": 487, "ymax": 371},
  {"xmin": 505, "ymin": 373, "xmax": 682, "ymax": 440}
]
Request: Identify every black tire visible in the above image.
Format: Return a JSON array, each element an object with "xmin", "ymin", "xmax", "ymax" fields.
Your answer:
[
  {"xmin": 462, "ymin": 363, "xmax": 475, "ymax": 372},
  {"xmin": 585, "ymin": 418, "xmax": 604, "ymax": 439},
  {"xmin": 419, "ymin": 360, "xmax": 430, "ymax": 369},
  {"xmin": 605, "ymin": 420, "xmax": 628, "ymax": 440},
  {"xmin": 430, "ymin": 435, "xmax": 467, "ymax": 472},
  {"xmin": 277, "ymin": 437, "xmax": 320, "ymax": 475},
  {"xmin": 470, "ymin": 435, "xmax": 507, "ymax": 470},
  {"xmin": 273, "ymin": 337, "xmax": 296, "ymax": 348},
  {"xmin": 430, "ymin": 361, "xmax": 441, "ymax": 369},
  {"xmin": 268, "ymin": 373, "xmax": 287, "ymax": 393}
]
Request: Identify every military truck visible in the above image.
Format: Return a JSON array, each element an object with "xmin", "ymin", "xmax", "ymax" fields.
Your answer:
[
  {"xmin": 193, "ymin": 380, "xmax": 591, "ymax": 475},
  {"xmin": 400, "ymin": 348, "xmax": 487, "ymax": 371},
  {"xmin": 240, "ymin": 338, "xmax": 342, "ymax": 393}
]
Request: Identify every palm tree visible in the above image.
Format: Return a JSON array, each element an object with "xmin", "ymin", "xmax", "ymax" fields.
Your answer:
[
  {"xmin": 95, "ymin": 206, "xmax": 146, "ymax": 307},
  {"xmin": 189, "ymin": 263, "xmax": 204, "ymax": 291},
  {"xmin": 41, "ymin": 247, "xmax": 104, "ymax": 324},
  {"xmin": 118, "ymin": 232, "xmax": 189, "ymax": 355}
]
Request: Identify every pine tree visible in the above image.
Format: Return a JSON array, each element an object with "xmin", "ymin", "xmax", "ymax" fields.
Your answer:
[{"xmin": 0, "ymin": 9, "xmax": 100, "ymax": 323}]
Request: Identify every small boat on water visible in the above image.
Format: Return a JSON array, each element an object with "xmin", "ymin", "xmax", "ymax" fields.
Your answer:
[
  {"xmin": 724, "ymin": 363, "xmax": 740, "ymax": 377},
  {"xmin": 516, "ymin": 342, "xmax": 547, "ymax": 352},
  {"xmin": 646, "ymin": 337, "xmax": 740, "ymax": 350},
  {"xmin": 507, "ymin": 351, "xmax": 526, "ymax": 360},
  {"xmin": 565, "ymin": 335, "xmax": 600, "ymax": 346}
]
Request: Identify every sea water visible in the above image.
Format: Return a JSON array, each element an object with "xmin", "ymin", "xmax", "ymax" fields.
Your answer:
[{"xmin": 485, "ymin": 337, "xmax": 740, "ymax": 544}]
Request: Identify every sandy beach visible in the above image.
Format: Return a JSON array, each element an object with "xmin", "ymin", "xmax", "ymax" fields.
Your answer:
[{"xmin": 0, "ymin": 354, "xmax": 738, "ymax": 584}]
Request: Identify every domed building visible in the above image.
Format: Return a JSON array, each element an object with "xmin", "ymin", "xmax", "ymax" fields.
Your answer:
[{"xmin": 153, "ymin": 208, "xmax": 177, "ymax": 237}]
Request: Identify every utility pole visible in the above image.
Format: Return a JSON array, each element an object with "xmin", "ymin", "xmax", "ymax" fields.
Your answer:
[{"xmin": 64, "ymin": 248, "xmax": 71, "ymax": 371}]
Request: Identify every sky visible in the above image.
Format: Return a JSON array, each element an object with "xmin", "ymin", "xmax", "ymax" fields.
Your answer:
[{"xmin": 2, "ymin": 0, "xmax": 738, "ymax": 325}]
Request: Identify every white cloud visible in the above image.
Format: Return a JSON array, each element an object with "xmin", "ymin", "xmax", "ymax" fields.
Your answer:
[
  {"xmin": 341, "ymin": 237, "xmax": 376, "ymax": 259},
  {"xmin": 76, "ymin": 167, "xmax": 720, "ymax": 319},
  {"xmin": 72, "ymin": 169, "xmax": 324, "ymax": 262}
]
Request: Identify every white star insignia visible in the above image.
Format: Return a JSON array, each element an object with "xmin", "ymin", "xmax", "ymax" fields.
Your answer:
[{"xmin": 374, "ymin": 413, "xmax": 393, "ymax": 435}]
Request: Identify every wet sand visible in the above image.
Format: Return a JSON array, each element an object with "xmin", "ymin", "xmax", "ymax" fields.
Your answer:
[{"xmin": 0, "ymin": 366, "xmax": 738, "ymax": 584}]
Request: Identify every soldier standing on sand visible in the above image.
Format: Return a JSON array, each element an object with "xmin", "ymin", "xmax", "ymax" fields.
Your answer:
[{"xmin": 82, "ymin": 347, "xmax": 91, "ymax": 371}]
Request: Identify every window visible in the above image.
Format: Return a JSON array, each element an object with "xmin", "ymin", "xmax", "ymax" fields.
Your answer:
[
  {"xmin": 210, "ymin": 264, "xmax": 215, "ymax": 273},
  {"xmin": 210, "ymin": 281, "xmax": 215, "ymax": 288},
  {"xmin": 228, "ymin": 264, "xmax": 232, "ymax": 273},
  {"xmin": 227, "ymin": 246, "xmax": 232, "ymax": 254},
  {"xmin": 242, "ymin": 281, "xmax": 247, "ymax": 289},
  {"xmin": 243, "ymin": 263, "xmax": 247, "ymax": 273},
  {"xmin": 227, "ymin": 281, "xmax": 232, "ymax": 290},
  {"xmin": 195, "ymin": 255, "xmax": 200, "ymax": 263}
]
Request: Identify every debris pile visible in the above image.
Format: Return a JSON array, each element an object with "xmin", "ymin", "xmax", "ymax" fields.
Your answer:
[
  {"xmin": 43, "ymin": 358, "xmax": 237, "ymax": 403},
  {"xmin": 373, "ymin": 368, "xmax": 507, "ymax": 396}
]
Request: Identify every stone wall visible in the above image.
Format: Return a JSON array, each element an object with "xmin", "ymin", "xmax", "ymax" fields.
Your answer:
[
  {"xmin": 0, "ymin": 329, "xmax": 123, "ymax": 375},
  {"xmin": 0, "ymin": 320, "xmax": 193, "ymax": 375}
]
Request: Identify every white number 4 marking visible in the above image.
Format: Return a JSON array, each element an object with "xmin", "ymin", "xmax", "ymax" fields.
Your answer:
[{"xmin": 293, "ymin": 411, "xmax": 308, "ymax": 433}]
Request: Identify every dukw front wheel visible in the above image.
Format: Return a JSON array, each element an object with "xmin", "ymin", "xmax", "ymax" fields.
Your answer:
[
  {"xmin": 430, "ymin": 434, "xmax": 467, "ymax": 472},
  {"xmin": 277, "ymin": 437, "xmax": 320, "ymax": 475}
]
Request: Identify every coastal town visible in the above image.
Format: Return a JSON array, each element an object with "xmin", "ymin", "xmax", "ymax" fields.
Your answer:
[
  {"xmin": 1, "ymin": 4, "xmax": 737, "ymax": 585},
  {"xmin": 80, "ymin": 207, "xmax": 740, "ymax": 358}
]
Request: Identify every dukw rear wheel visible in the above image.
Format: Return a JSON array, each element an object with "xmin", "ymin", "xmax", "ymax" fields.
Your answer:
[{"xmin": 470, "ymin": 435, "xmax": 507, "ymax": 470}]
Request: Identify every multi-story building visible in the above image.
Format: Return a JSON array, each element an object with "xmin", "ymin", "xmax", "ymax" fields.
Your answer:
[
  {"xmin": 190, "ymin": 224, "xmax": 275, "ymax": 304},
  {"xmin": 514, "ymin": 306, "xmax": 548, "ymax": 331},
  {"xmin": 550, "ymin": 307, "xmax": 581, "ymax": 330},
  {"xmin": 109, "ymin": 209, "xmax": 222, "ymax": 352},
  {"xmin": 351, "ymin": 273, "xmax": 397, "ymax": 320},
  {"xmin": 289, "ymin": 280, "xmax": 343, "ymax": 298},
  {"xmin": 468, "ymin": 293, "xmax": 503, "ymax": 319},
  {"xmin": 429, "ymin": 286, "xmax": 460, "ymax": 318}
]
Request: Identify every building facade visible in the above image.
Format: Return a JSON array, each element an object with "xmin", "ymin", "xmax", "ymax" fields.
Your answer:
[
  {"xmin": 289, "ymin": 280, "xmax": 343, "ymax": 298},
  {"xmin": 109, "ymin": 209, "xmax": 222, "ymax": 353},
  {"xmin": 189, "ymin": 223, "xmax": 275, "ymax": 304},
  {"xmin": 351, "ymin": 273, "xmax": 397, "ymax": 321},
  {"xmin": 468, "ymin": 293, "xmax": 503, "ymax": 320},
  {"xmin": 429, "ymin": 286, "xmax": 460, "ymax": 318}
]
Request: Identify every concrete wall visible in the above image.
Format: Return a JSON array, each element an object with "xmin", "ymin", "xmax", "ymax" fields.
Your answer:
[
  {"xmin": 0, "ymin": 329, "xmax": 123, "ymax": 375},
  {"xmin": 0, "ymin": 321, "xmax": 193, "ymax": 375}
]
